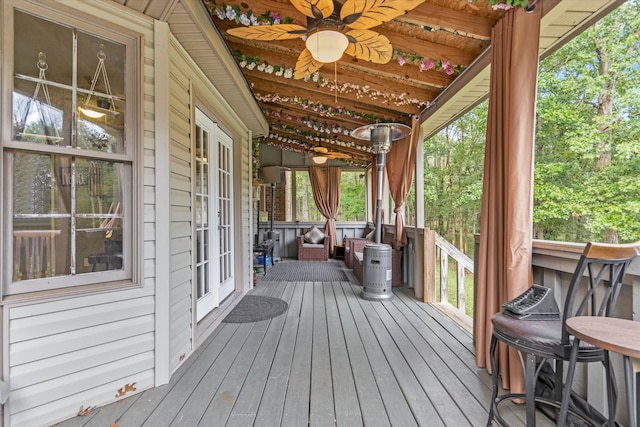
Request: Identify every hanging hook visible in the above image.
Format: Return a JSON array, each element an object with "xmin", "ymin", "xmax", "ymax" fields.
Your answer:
[
  {"xmin": 97, "ymin": 44, "xmax": 106, "ymax": 61},
  {"xmin": 37, "ymin": 52, "xmax": 48, "ymax": 71}
]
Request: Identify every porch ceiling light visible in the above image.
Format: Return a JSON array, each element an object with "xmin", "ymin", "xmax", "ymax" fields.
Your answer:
[
  {"xmin": 305, "ymin": 30, "xmax": 349, "ymax": 63},
  {"xmin": 312, "ymin": 155, "xmax": 328, "ymax": 165},
  {"xmin": 78, "ymin": 107, "xmax": 105, "ymax": 119}
]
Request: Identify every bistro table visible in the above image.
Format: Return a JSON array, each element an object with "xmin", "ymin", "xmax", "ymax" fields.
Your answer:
[
  {"xmin": 253, "ymin": 240, "xmax": 275, "ymax": 276},
  {"xmin": 561, "ymin": 316, "xmax": 640, "ymax": 427}
]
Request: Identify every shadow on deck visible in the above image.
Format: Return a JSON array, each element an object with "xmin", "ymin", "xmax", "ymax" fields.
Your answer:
[{"xmin": 55, "ymin": 260, "xmax": 552, "ymax": 426}]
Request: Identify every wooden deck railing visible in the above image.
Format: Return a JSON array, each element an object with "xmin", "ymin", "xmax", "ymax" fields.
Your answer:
[{"xmin": 434, "ymin": 232, "xmax": 474, "ymax": 314}]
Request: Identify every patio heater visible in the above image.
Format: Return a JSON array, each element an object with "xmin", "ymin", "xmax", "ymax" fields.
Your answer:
[
  {"xmin": 352, "ymin": 123, "xmax": 411, "ymax": 301},
  {"xmin": 259, "ymin": 166, "xmax": 283, "ymax": 262}
]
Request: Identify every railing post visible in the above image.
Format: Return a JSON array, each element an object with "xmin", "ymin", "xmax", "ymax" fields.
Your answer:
[
  {"xmin": 457, "ymin": 264, "xmax": 466, "ymax": 314},
  {"xmin": 424, "ymin": 229, "xmax": 436, "ymax": 302},
  {"xmin": 440, "ymin": 251, "xmax": 448, "ymax": 304},
  {"xmin": 474, "ymin": 234, "xmax": 480, "ymax": 330}
]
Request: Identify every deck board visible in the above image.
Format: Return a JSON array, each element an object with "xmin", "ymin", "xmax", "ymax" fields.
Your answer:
[
  {"xmin": 324, "ymin": 282, "xmax": 362, "ymax": 427},
  {"xmin": 309, "ymin": 281, "xmax": 335, "ymax": 427},
  {"xmin": 279, "ymin": 282, "xmax": 314, "ymax": 427},
  {"xmin": 332, "ymin": 282, "xmax": 391, "ymax": 427},
  {"xmin": 56, "ymin": 262, "xmax": 554, "ymax": 427}
]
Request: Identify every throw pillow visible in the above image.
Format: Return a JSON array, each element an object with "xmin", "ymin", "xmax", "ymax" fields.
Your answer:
[{"xmin": 304, "ymin": 226, "xmax": 325, "ymax": 244}]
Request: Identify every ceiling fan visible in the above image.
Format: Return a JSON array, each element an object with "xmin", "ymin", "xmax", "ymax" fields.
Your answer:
[
  {"xmin": 308, "ymin": 146, "xmax": 352, "ymax": 164},
  {"xmin": 226, "ymin": 0, "xmax": 424, "ymax": 79}
]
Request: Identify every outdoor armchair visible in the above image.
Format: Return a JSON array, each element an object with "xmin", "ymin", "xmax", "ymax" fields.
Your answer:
[{"xmin": 297, "ymin": 227, "xmax": 330, "ymax": 261}]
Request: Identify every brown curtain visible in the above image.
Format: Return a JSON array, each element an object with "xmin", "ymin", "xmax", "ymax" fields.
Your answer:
[
  {"xmin": 474, "ymin": 5, "xmax": 541, "ymax": 394},
  {"xmin": 386, "ymin": 115, "xmax": 420, "ymax": 248},
  {"xmin": 309, "ymin": 166, "xmax": 341, "ymax": 255}
]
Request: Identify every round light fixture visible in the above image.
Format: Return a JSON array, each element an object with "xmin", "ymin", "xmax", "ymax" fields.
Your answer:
[
  {"xmin": 312, "ymin": 155, "xmax": 328, "ymax": 165},
  {"xmin": 305, "ymin": 30, "xmax": 349, "ymax": 63},
  {"xmin": 78, "ymin": 107, "xmax": 106, "ymax": 119}
]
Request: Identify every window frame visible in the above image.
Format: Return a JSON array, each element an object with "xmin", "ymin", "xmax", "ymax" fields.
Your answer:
[
  {"xmin": 284, "ymin": 167, "xmax": 368, "ymax": 222},
  {"xmin": 1, "ymin": 1, "xmax": 141, "ymax": 296}
]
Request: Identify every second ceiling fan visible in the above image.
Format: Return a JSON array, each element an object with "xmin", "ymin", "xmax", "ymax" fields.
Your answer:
[{"xmin": 309, "ymin": 146, "xmax": 352, "ymax": 164}]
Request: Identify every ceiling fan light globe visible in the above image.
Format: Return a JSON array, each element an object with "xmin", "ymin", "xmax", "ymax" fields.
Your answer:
[
  {"xmin": 306, "ymin": 30, "xmax": 348, "ymax": 63},
  {"xmin": 312, "ymin": 155, "xmax": 328, "ymax": 165}
]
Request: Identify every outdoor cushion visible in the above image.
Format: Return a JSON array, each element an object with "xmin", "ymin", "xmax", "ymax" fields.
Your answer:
[
  {"xmin": 302, "ymin": 243, "xmax": 324, "ymax": 248},
  {"xmin": 304, "ymin": 226, "xmax": 325, "ymax": 244}
]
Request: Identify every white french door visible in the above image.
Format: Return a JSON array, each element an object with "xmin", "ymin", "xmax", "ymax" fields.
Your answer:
[
  {"xmin": 216, "ymin": 127, "xmax": 234, "ymax": 301},
  {"xmin": 194, "ymin": 110, "xmax": 234, "ymax": 322}
]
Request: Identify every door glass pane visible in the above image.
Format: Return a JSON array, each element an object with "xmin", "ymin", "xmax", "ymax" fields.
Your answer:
[
  {"xmin": 202, "ymin": 162, "xmax": 208, "ymax": 195},
  {"xmin": 204, "ymin": 228, "xmax": 210, "ymax": 264},
  {"xmin": 196, "ymin": 230, "xmax": 203, "ymax": 264},
  {"xmin": 202, "ymin": 195, "xmax": 208, "ymax": 227},
  {"xmin": 204, "ymin": 260, "xmax": 210, "ymax": 295},
  {"xmin": 196, "ymin": 265, "xmax": 203, "ymax": 299}
]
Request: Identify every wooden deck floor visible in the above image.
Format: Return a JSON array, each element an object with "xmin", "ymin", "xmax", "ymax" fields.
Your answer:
[{"xmin": 56, "ymin": 266, "xmax": 553, "ymax": 426}]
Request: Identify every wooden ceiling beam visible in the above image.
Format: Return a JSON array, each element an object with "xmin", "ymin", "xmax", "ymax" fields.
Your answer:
[
  {"xmin": 262, "ymin": 105, "xmax": 372, "ymax": 130},
  {"xmin": 224, "ymin": 36, "xmax": 450, "ymax": 94},
  {"xmin": 262, "ymin": 133, "xmax": 375, "ymax": 162},
  {"xmin": 381, "ymin": 29, "xmax": 479, "ymax": 67},
  {"xmin": 248, "ymin": 73, "xmax": 418, "ymax": 119},
  {"xmin": 222, "ymin": 37, "xmax": 463, "ymax": 88},
  {"xmin": 268, "ymin": 128, "xmax": 373, "ymax": 157},
  {"xmin": 394, "ymin": 2, "xmax": 498, "ymax": 41},
  {"xmin": 267, "ymin": 122, "xmax": 372, "ymax": 150}
]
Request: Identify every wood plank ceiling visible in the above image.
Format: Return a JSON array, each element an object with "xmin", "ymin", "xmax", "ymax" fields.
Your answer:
[{"xmin": 203, "ymin": 0, "xmax": 506, "ymax": 165}]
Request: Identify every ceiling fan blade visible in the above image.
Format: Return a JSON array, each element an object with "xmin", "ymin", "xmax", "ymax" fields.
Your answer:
[
  {"xmin": 327, "ymin": 152, "xmax": 352, "ymax": 159},
  {"xmin": 341, "ymin": 0, "xmax": 424, "ymax": 30},
  {"xmin": 345, "ymin": 30, "xmax": 393, "ymax": 64},
  {"xmin": 314, "ymin": 146, "xmax": 329, "ymax": 154},
  {"xmin": 227, "ymin": 24, "xmax": 308, "ymax": 41},
  {"xmin": 291, "ymin": 0, "xmax": 335, "ymax": 20},
  {"xmin": 293, "ymin": 49, "xmax": 324, "ymax": 79}
]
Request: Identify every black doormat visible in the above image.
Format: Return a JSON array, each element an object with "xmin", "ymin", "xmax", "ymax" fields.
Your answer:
[
  {"xmin": 222, "ymin": 295, "xmax": 288, "ymax": 323},
  {"xmin": 260, "ymin": 259, "xmax": 348, "ymax": 282}
]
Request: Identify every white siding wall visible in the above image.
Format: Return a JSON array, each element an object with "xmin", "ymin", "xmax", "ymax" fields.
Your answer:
[
  {"xmin": 3, "ymin": 2, "xmax": 157, "ymax": 426},
  {"xmin": 165, "ymin": 36, "xmax": 254, "ymax": 369},
  {"xmin": 240, "ymin": 130, "xmax": 253, "ymax": 294},
  {"xmin": 167, "ymin": 45, "xmax": 194, "ymax": 372}
]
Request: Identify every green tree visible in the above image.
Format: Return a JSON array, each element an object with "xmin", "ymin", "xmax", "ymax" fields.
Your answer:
[
  {"xmin": 423, "ymin": 102, "xmax": 487, "ymax": 254},
  {"xmin": 535, "ymin": 0, "xmax": 640, "ymax": 243},
  {"xmin": 338, "ymin": 171, "xmax": 366, "ymax": 221}
]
